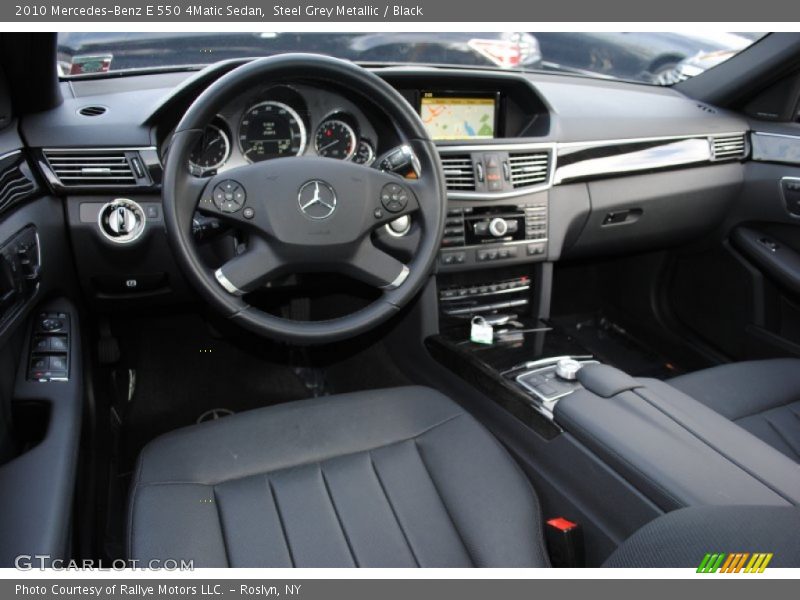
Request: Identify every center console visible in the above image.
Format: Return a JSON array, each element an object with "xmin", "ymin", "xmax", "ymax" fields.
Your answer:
[{"xmin": 427, "ymin": 320, "xmax": 800, "ymax": 512}]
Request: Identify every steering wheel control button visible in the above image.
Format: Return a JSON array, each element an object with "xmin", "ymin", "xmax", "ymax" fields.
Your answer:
[
  {"xmin": 298, "ymin": 180, "xmax": 337, "ymax": 220},
  {"xmin": 242, "ymin": 207, "xmax": 255, "ymax": 219},
  {"xmin": 381, "ymin": 183, "xmax": 409, "ymax": 213},
  {"xmin": 98, "ymin": 198, "xmax": 146, "ymax": 244},
  {"xmin": 212, "ymin": 180, "xmax": 246, "ymax": 213}
]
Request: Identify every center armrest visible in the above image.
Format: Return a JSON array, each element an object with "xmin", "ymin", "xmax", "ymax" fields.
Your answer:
[{"xmin": 553, "ymin": 365, "xmax": 800, "ymax": 510}]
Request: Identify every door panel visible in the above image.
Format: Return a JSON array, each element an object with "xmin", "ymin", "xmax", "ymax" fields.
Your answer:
[
  {"xmin": 669, "ymin": 129, "xmax": 800, "ymax": 361},
  {"xmin": 0, "ymin": 115, "xmax": 86, "ymax": 564}
]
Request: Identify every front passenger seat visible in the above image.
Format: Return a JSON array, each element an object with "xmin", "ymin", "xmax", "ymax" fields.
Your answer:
[
  {"xmin": 669, "ymin": 358, "xmax": 800, "ymax": 462},
  {"xmin": 127, "ymin": 387, "xmax": 550, "ymax": 567}
]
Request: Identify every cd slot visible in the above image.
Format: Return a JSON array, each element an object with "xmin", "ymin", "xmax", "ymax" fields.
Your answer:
[{"xmin": 439, "ymin": 275, "xmax": 531, "ymax": 316}]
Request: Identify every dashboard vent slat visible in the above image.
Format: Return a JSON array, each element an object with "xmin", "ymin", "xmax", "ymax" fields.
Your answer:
[
  {"xmin": 508, "ymin": 151, "xmax": 551, "ymax": 188},
  {"xmin": 440, "ymin": 155, "xmax": 476, "ymax": 192},
  {"xmin": 43, "ymin": 150, "xmax": 138, "ymax": 187},
  {"xmin": 710, "ymin": 134, "xmax": 747, "ymax": 160}
]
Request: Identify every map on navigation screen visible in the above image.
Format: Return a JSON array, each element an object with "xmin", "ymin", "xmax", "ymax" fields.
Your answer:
[{"xmin": 420, "ymin": 96, "xmax": 496, "ymax": 140}]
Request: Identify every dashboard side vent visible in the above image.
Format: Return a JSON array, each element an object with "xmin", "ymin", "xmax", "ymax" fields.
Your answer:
[
  {"xmin": 440, "ymin": 154, "xmax": 476, "ymax": 192},
  {"xmin": 508, "ymin": 151, "xmax": 550, "ymax": 188},
  {"xmin": 710, "ymin": 134, "xmax": 747, "ymax": 160},
  {"xmin": 43, "ymin": 149, "xmax": 138, "ymax": 187},
  {"xmin": 78, "ymin": 105, "xmax": 107, "ymax": 117},
  {"xmin": 0, "ymin": 158, "xmax": 37, "ymax": 218}
]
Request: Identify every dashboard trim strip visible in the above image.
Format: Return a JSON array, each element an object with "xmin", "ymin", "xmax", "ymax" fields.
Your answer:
[
  {"xmin": 556, "ymin": 131, "xmax": 748, "ymax": 149},
  {"xmin": 42, "ymin": 146, "xmax": 158, "ymax": 153},
  {"xmin": 751, "ymin": 131, "xmax": 800, "ymax": 166},
  {"xmin": 554, "ymin": 132, "xmax": 748, "ymax": 184}
]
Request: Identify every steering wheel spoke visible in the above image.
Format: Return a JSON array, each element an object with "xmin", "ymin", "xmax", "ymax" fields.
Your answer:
[
  {"xmin": 213, "ymin": 236, "xmax": 283, "ymax": 296},
  {"xmin": 346, "ymin": 238, "xmax": 410, "ymax": 290}
]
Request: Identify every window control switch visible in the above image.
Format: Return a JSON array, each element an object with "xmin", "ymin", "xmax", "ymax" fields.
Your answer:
[{"xmin": 49, "ymin": 355, "xmax": 68, "ymax": 372}]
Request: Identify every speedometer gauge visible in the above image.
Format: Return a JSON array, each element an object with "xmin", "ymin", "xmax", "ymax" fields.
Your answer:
[
  {"xmin": 239, "ymin": 101, "xmax": 306, "ymax": 162},
  {"xmin": 189, "ymin": 123, "xmax": 230, "ymax": 172},
  {"xmin": 314, "ymin": 119, "xmax": 357, "ymax": 160}
]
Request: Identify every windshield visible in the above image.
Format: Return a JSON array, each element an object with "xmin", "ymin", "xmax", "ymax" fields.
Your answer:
[{"xmin": 57, "ymin": 32, "xmax": 766, "ymax": 85}]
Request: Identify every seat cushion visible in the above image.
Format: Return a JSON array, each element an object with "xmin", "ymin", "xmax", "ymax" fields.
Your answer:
[
  {"xmin": 669, "ymin": 359, "xmax": 800, "ymax": 462},
  {"xmin": 127, "ymin": 386, "xmax": 549, "ymax": 567},
  {"xmin": 604, "ymin": 505, "xmax": 800, "ymax": 568}
]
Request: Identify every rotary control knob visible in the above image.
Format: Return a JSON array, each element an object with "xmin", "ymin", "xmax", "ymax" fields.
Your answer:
[
  {"xmin": 488, "ymin": 217, "xmax": 509, "ymax": 237},
  {"xmin": 555, "ymin": 358, "xmax": 583, "ymax": 381}
]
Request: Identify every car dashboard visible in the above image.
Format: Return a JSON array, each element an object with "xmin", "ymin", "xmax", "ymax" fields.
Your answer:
[{"xmin": 15, "ymin": 61, "xmax": 750, "ymax": 316}]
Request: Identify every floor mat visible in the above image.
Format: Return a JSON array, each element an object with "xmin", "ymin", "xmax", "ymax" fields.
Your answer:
[
  {"xmin": 550, "ymin": 313, "xmax": 685, "ymax": 379},
  {"xmin": 112, "ymin": 313, "xmax": 312, "ymax": 471}
]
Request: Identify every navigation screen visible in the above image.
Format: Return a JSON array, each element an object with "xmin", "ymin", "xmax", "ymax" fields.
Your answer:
[{"xmin": 420, "ymin": 95, "xmax": 496, "ymax": 140}]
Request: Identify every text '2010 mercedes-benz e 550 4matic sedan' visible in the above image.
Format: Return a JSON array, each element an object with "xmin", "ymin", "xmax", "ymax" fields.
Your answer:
[{"xmin": 0, "ymin": 31, "xmax": 799, "ymax": 569}]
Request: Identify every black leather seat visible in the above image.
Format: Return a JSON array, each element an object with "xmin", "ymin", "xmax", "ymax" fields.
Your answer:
[
  {"xmin": 127, "ymin": 386, "xmax": 550, "ymax": 567},
  {"xmin": 669, "ymin": 358, "xmax": 800, "ymax": 462}
]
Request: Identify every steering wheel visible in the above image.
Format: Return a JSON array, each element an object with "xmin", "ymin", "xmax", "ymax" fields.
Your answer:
[{"xmin": 162, "ymin": 54, "xmax": 445, "ymax": 344}]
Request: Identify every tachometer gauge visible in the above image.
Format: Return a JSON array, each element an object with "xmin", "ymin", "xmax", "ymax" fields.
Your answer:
[
  {"xmin": 353, "ymin": 139, "xmax": 375, "ymax": 166},
  {"xmin": 239, "ymin": 101, "xmax": 306, "ymax": 162},
  {"xmin": 188, "ymin": 124, "xmax": 230, "ymax": 172},
  {"xmin": 314, "ymin": 119, "xmax": 357, "ymax": 160}
]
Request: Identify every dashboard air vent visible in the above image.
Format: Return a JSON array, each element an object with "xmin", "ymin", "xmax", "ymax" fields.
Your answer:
[
  {"xmin": 78, "ymin": 105, "xmax": 107, "ymax": 117},
  {"xmin": 43, "ymin": 150, "xmax": 137, "ymax": 187},
  {"xmin": 508, "ymin": 151, "xmax": 550, "ymax": 188},
  {"xmin": 440, "ymin": 154, "xmax": 476, "ymax": 192},
  {"xmin": 710, "ymin": 134, "xmax": 747, "ymax": 160},
  {"xmin": 0, "ymin": 159, "xmax": 37, "ymax": 218}
]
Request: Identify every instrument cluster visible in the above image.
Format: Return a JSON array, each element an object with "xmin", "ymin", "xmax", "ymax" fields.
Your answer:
[{"xmin": 182, "ymin": 83, "xmax": 380, "ymax": 176}]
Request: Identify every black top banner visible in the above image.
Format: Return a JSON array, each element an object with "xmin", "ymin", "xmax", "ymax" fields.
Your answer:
[{"xmin": 2, "ymin": 0, "xmax": 793, "ymax": 22}]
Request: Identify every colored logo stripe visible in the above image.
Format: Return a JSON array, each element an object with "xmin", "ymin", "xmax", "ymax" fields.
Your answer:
[
  {"xmin": 697, "ymin": 552, "xmax": 773, "ymax": 573},
  {"xmin": 697, "ymin": 553, "xmax": 726, "ymax": 573},
  {"xmin": 745, "ymin": 553, "xmax": 773, "ymax": 573}
]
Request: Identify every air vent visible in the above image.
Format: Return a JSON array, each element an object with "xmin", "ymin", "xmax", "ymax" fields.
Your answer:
[
  {"xmin": 508, "ymin": 151, "xmax": 550, "ymax": 188},
  {"xmin": 43, "ymin": 150, "xmax": 137, "ymax": 187},
  {"xmin": 78, "ymin": 105, "xmax": 107, "ymax": 117},
  {"xmin": 0, "ymin": 161, "xmax": 36, "ymax": 217},
  {"xmin": 710, "ymin": 134, "xmax": 747, "ymax": 160},
  {"xmin": 440, "ymin": 154, "xmax": 476, "ymax": 192}
]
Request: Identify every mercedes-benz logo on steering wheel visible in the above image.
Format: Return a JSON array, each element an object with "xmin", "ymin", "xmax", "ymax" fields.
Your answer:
[{"xmin": 298, "ymin": 180, "xmax": 337, "ymax": 220}]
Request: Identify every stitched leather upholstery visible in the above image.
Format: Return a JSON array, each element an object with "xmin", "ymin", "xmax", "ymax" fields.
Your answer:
[{"xmin": 127, "ymin": 386, "xmax": 549, "ymax": 567}]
